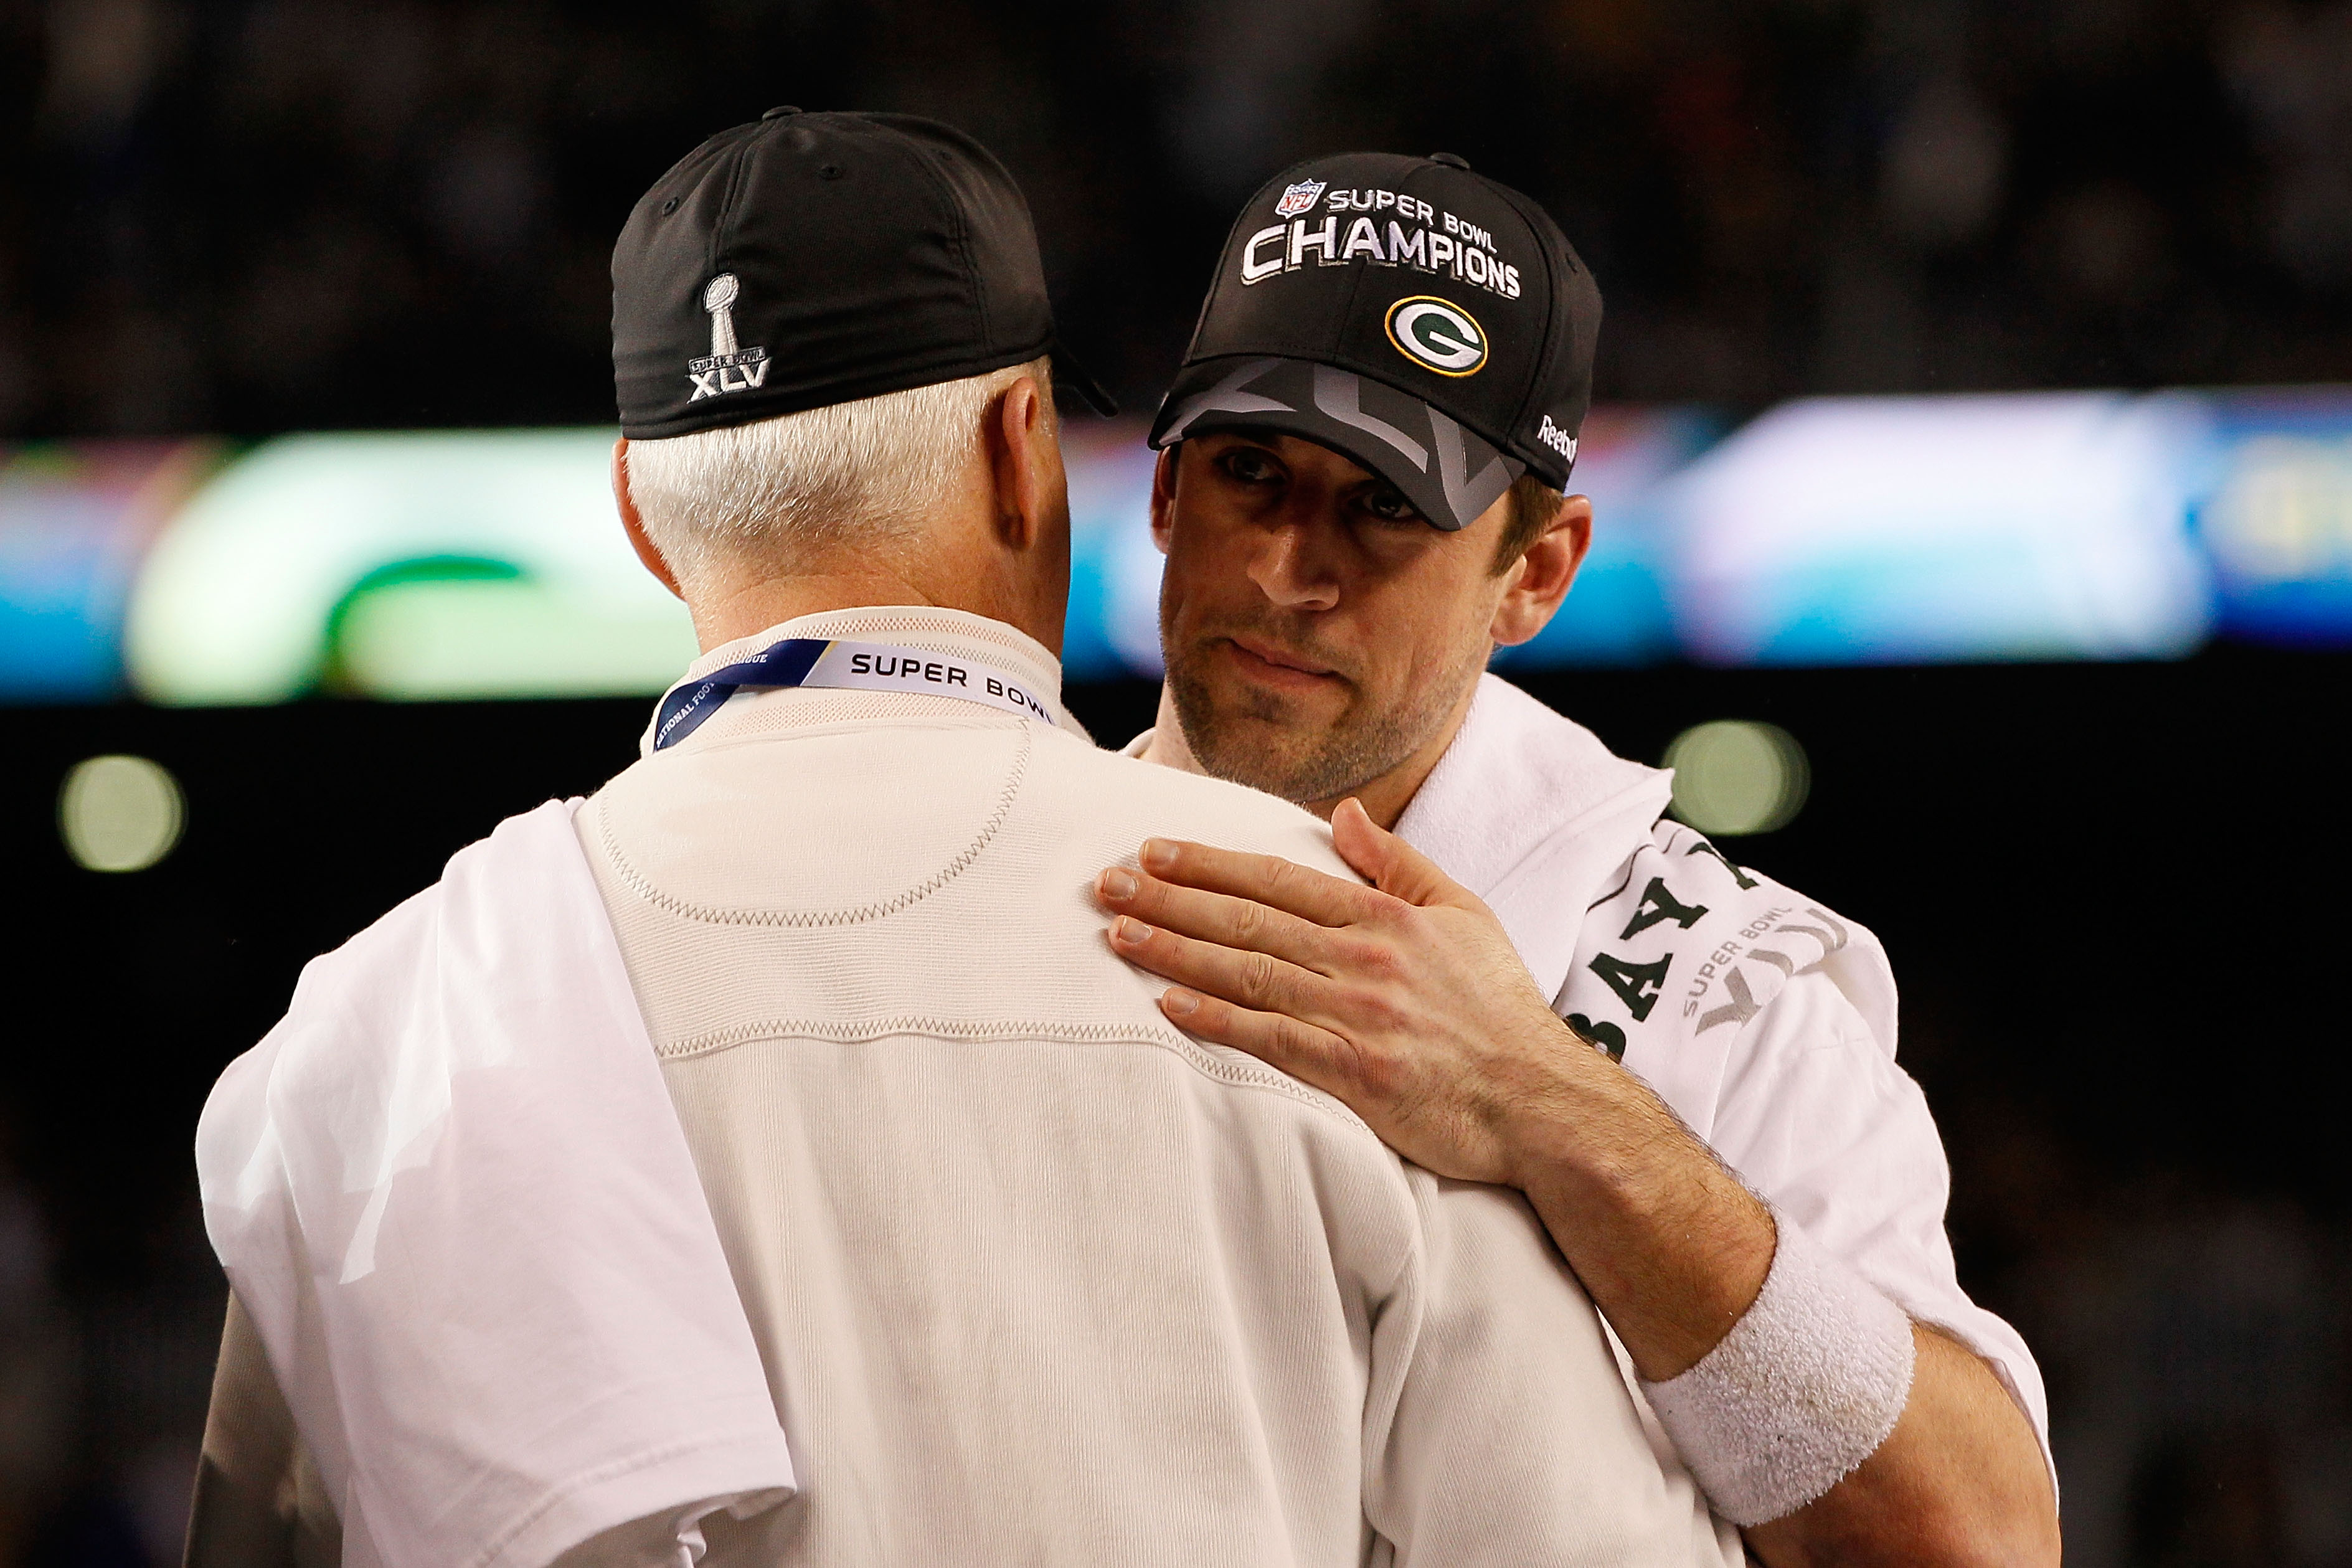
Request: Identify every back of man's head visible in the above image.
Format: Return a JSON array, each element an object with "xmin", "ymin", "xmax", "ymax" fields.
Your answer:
[
  {"xmin": 608, "ymin": 110, "xmax": 1110, "ymax": 643},
  {"xmin": 624, "ymin": 356, "xmax": 1054, "ymax": 598}
]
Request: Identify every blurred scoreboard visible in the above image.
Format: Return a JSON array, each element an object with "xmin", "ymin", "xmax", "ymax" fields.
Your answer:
[{"xmin": 4, "ymin": 386, "xmax": 2350, "ymax": 705}]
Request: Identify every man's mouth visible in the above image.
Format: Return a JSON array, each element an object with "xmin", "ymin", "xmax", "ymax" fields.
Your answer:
[{"xmin": 1222, "ymin": 634, "xmax": 1342, "ymax": 686}]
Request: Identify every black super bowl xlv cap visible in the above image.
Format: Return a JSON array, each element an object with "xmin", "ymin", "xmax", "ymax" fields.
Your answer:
[
  {"xmin": 1149, "ymin": 151, "xmax": 1600, "ymax": 532},
  {"xmin": 613, "ymin": 108, "xmax": 1115, "ymax": 438}
]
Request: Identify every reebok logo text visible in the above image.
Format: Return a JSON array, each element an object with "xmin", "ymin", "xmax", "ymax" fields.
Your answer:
[{"xmin": 1536, "ymin": 414, "xmax": 1578, "ymax": 462}]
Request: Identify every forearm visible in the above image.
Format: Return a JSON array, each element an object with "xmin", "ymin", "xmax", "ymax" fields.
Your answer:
[
  {"xmin": 1507, "ymin": 1042, "xmax": 2056, "ymax": 1566},
  {"xmin": 1503, "ymin": 1041, "xmax": 1774, "ymax": 1381},
  {"xmin": 1743, "ymin": 1324, "xmax": 2059, "ymax": 1568},
  {"xmin": 189, "ymin": 1291, "xmax": 337, "ymax": 1568}
]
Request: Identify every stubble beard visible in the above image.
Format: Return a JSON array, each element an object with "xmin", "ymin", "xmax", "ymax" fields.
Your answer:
[{"xmin": 1163, "ymin": 625, "xmax": 1486, "ymax": 809}]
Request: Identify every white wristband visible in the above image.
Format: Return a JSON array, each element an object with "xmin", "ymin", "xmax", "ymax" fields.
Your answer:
[{"xmin": 1638, "ymin": 1206, "xmax": 1916, "ymax": 1526}]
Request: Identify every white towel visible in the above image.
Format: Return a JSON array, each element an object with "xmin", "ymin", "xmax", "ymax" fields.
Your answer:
[
  {"xmin": 1394, "ymin": 674, "xmax": 1674, "ymax": 1006},
  {"xmin": 1394, "ymin": 674, "xmax": 1901, "ymax": 1085},
  {"xmin": 196, "ymin": 800, "xmax": 795, "ymax": 1568}
]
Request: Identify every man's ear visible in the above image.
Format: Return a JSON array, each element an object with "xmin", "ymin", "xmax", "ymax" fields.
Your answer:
[
  {"xmin": 1490, "ymin": 493, "xmax": 1594, "ymax": 648},
  {"xmin": 1148, "ymin": 446, "xmax": 1179, "ymax": 557},
  {"xmin": 986, "ymin": 374, "xmax": 1065, "ymax": 554},
  {"xmin": 613, "ymin": 438, "xmax": 684, "ymax": 601}
]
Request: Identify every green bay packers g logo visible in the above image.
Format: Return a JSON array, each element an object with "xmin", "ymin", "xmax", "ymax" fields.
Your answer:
[{"xmin": 1385, "ymin": 296, "xmax": 1488, "ymax": 377}]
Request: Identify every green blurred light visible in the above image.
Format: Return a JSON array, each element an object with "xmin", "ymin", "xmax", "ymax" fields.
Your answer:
[
  {"xmin": 340, "ymin": 576, "xmax": 704, "ymax": 700},
  {"xmin": 1663, "ymin": 720, "xmax": 1810, "ymax": 837},
  {"xmin": 125, "ymin": 429, "xmax": 694, "ymax": 704},
  {"xmin": 59, "ymin": 755, "xmax": 185, "ymax": 872}
]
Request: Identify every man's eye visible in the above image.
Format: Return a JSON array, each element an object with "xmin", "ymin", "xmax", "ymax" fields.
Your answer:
[
  {"xmin": 1219, "ymin": 448, "xmax": 1282, "ymax": 484},
  {"xmin": 1359, "ymin": 486, "xmax": 1422, "ymax": 524}
]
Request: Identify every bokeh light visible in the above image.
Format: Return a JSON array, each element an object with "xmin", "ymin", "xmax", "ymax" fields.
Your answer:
[
  {"xmin": 59, "ymin": 755, "xmax": 186, "ymax": 872},
  {"xmin": 1662, "ymin": 720, "xmax": 1810, "ymax": 837}
]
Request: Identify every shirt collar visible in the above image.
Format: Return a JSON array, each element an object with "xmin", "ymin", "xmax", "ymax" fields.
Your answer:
[{"xmin": 642, "ymin": 605, "xmax": 1087, "ymax": 756}]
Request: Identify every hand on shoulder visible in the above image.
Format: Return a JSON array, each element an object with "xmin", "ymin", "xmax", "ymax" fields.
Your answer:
[{"xmin": 1093, "ymin": 797, "xmax": 1598, "ymax": 1189}]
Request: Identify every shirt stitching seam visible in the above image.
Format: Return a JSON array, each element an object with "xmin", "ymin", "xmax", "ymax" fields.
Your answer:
[
  {"xmin": 654, "ymin": 1016, "xmax": 1372, "ymax": 1131},
  {"xmin": 600, "ymin": 725, "xmax": 1032, "ymax": 925}
]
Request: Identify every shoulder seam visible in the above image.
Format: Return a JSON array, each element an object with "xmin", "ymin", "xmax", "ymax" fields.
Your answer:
[{"xmin": 655, "ymin": 1014, "xmax": 1377, "ymax": 1133}]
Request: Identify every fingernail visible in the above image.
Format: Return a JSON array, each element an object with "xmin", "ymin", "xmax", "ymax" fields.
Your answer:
[
  {"xmin": 1100, "ymin": 867, "xmax": 1138, "ymax": 900},
  {"xmin": 1141, "ymin": 838, "xmax": 1176, "ymax": 872},
  {"xmin": 1161, "ymin": 989, "xmax": 1199, "ymax": 1016},
  {"xmin": 1114, "ymin": 915, "xmax": 1151, "ymax": 943}
]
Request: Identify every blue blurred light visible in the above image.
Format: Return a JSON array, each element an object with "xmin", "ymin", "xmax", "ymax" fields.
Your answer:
[
  {"xmin": 2194, "ymin": 390, "xmax": 2352, "ymax": 649},
  {"xmin": 1494, "ymin": 407, "xmax": 1719, "ymax": 671},
  {"xmin": 1059, "ymin": 422, "xmax": 1164, "ymax": 682},
  {"xmin": 1667, "ymin": 393, "xmax": 2214, "ymax": 664},
  {"xmin": 0, "ymin": 442, "xmax": 216, "ymax": 704},
  {"xmin": 10, "ymin": 387, "xmax": 2352, "ymax": 707}
]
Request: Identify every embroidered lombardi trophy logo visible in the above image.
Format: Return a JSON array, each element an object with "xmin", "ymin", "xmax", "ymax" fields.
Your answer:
[{"xmin": 687, "ymin": 273, "xmax": 770, "ymax": 400}]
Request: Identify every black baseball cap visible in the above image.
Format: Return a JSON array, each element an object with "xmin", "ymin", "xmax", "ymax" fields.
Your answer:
[
  {"xmin": 1149, "ymin": 151, "xmax": 1600, "ymax": 531},
  {"xmin": 613, "ymin": 108, "xmax": 1114, "ymax": 439}
]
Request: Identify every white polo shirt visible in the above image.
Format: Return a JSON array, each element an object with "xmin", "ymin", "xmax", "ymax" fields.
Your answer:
[
  {"xmin": 572, "ymin": 608, "xmax": 1740, "ymax": 1566},
  {"xmin": 193, "ymin": 607, "xmax": 1743, "ymax": 1568}
]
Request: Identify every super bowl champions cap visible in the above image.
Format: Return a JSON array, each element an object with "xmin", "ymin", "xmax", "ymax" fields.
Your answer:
[
  {"xmin": 1149, "ymin": 151, "xmax": 1600, "ymax": 532},
  {"xmin": 614, "ymin": 108, "xmax": 1114, "ymax": 438}
]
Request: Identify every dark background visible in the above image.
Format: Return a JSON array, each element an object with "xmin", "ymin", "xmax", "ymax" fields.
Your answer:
[
  {"xmin": 4, "ymin": 1, "xmax": 2352, "ymax": 1564},
  {"xmin": 9, "ymin": 0, "xmax": 2352, "ymax": 437}
]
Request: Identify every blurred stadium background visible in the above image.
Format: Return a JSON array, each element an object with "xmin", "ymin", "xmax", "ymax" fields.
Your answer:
[{"xmin": 6, "ymin": 1, "xmax": 2352, "ymax": 1563}]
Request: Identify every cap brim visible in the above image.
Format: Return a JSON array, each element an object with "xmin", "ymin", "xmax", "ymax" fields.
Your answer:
[
  {"xmin": 1049, "ymin": 337, "xmax": 1119, "ymax": 417},
  {"xmin": 1148, "ymin": 356, "xmax": 1522, "ymax": 531}
]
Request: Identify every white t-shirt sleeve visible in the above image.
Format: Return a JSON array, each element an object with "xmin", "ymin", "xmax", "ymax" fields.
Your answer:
[{"xmin": 1701, "ymin": 970, "xmax": 2051, "ymax": 1462}]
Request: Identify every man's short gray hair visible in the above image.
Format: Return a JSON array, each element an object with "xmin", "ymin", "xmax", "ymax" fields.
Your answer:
[{"xmin": 626, "ymin": 356, "xmax": 1053, "ymax": 592}]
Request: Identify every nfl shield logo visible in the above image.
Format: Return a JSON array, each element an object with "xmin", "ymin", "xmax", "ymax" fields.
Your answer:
[{"xmin": 1274, "ymin": 179, "xmax": 1326, "ymax": 218}]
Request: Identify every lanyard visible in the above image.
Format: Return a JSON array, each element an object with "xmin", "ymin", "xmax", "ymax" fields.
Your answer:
[{"xmin": 652, "ymin": 637, "xmax": 1059, "ymax": 752}]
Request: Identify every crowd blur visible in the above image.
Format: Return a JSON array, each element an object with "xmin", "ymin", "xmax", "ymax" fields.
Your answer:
[
  {"xmin": 1903, "ymin": 999, "xmax": 2352, "ymax": 1567},
  {"xmin": 6, "ymin": 0, "xmax": 2352, "ymax": 437},
  {"xmin": 6, "ymin": 2, "xmax": 2352, "ymax": 1566}
]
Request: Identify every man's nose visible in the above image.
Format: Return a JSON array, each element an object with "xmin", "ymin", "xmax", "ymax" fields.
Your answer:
[{"xmin": 1245, "ymin": 521, "xmax": 1339, "ymax": 612}]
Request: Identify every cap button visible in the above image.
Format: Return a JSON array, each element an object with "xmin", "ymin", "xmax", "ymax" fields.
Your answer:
[
  {"xmin": 1427, "ymin": 152, "xmax": 1472, "ymax": 171},
  {"xmin": 762, "ymin": 105, "xmax": 803, "ymax": 120}
]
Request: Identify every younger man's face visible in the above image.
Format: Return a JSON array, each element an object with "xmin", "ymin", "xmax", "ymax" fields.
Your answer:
[{"xmin": 1150, "ymin": 431, "xmax": 1519, "ymax": 810}]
